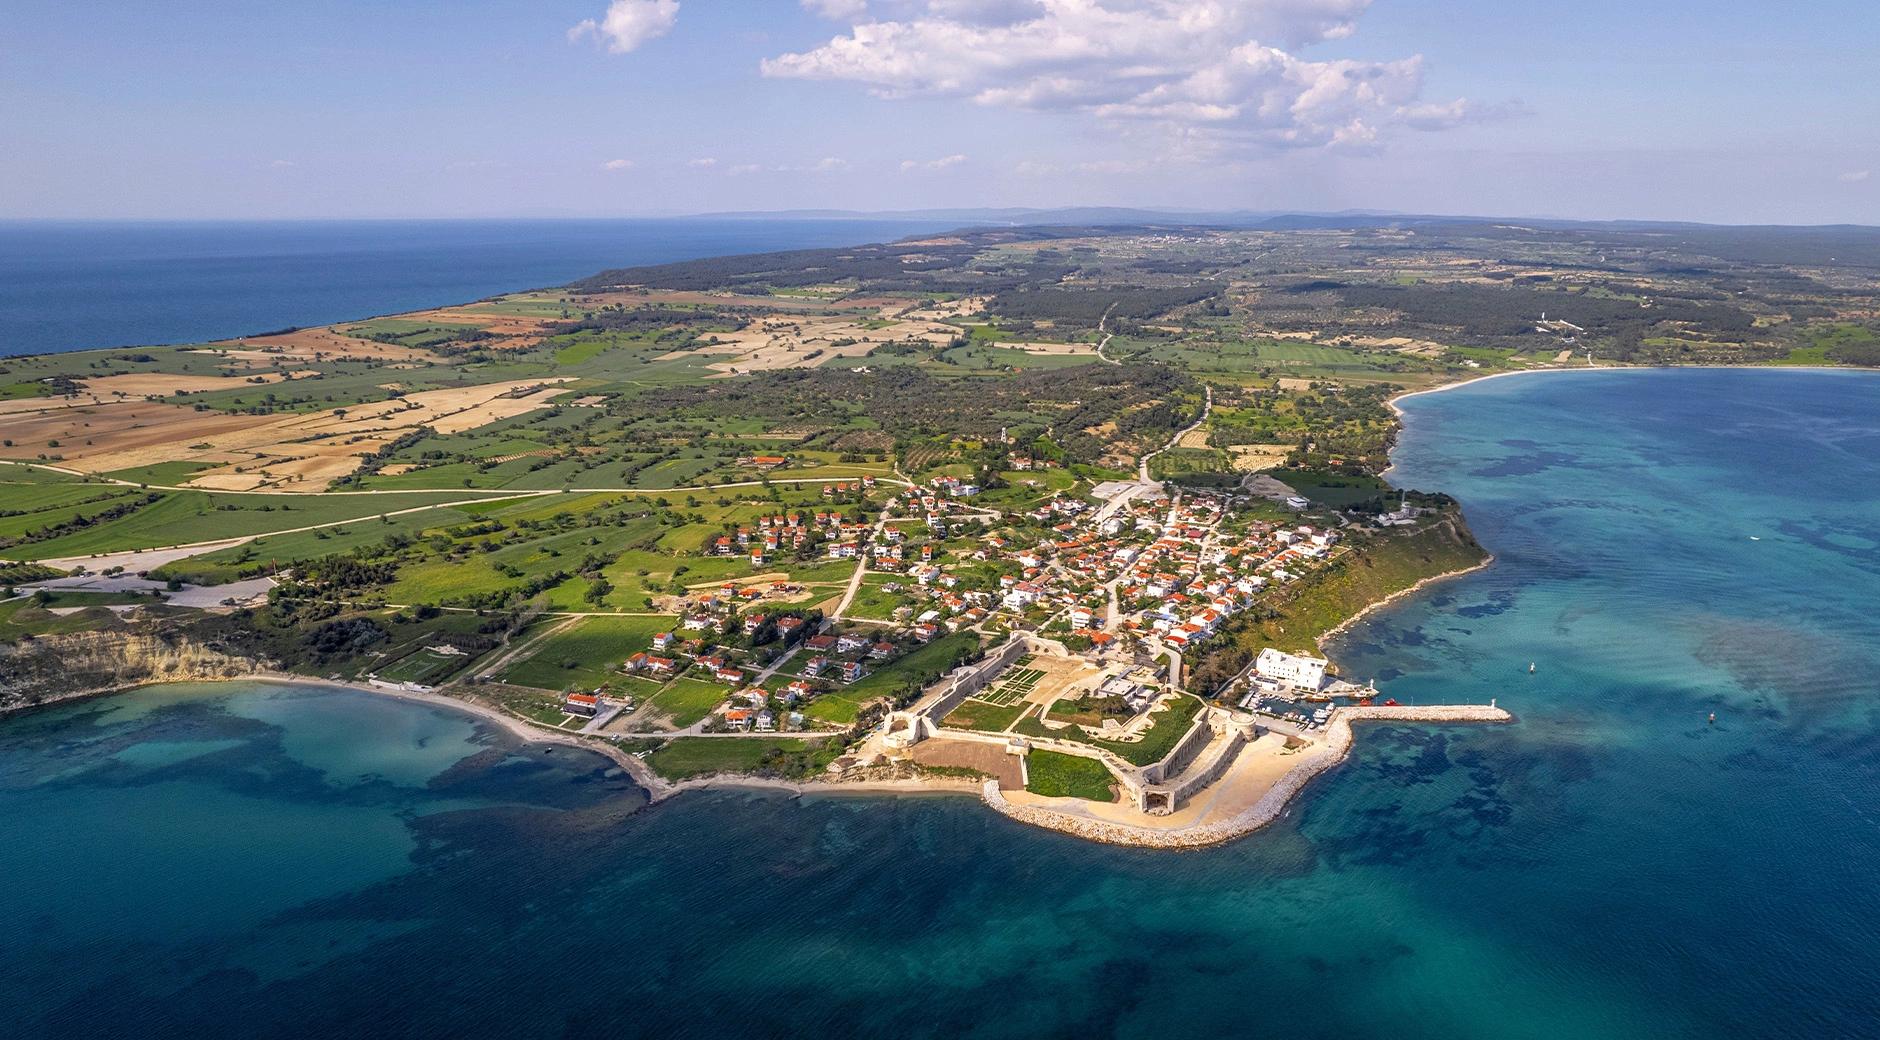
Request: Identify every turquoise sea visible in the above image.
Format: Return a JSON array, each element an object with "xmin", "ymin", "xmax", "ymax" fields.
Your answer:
[{"xmin": 3, "ymin": 368, "xmax": 1878, "ymax": 1039}]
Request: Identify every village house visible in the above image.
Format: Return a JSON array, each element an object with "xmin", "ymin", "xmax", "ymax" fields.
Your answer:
[{"xmin": 563, "ymin": 691, "xmax": 602, "ymax": 718}]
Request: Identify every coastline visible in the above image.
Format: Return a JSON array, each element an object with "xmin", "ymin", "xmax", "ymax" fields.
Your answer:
[
  {"xmin": 1386, "ymin": 361, "xmax": 1872, "ymax": 419},
  {"xmin": 1317, "ymin": 554, "xmax": 1497, "ymax": 655},
  {"xmin": 2, "ymin": 670, "xmax": 989, "ymax": 806}
]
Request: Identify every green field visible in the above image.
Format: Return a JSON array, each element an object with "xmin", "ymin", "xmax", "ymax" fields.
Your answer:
[
  {"xmin": 152, "ymin": 505, "xmax": 484, "ymax": 585},
  {"xmin": 497, "ymin": 614, "xmax": 676, "ymax": 691},
  {"xmin": 1269, "ymin": 468, "xmax": 1392, "ymax": 509},
  {"xmin": 940, "ymin": 697, "xmax": 1027, "ymax": 732},
  {"xmin": 645, "ymin": 677, "xmax": 730, "ymax": 727},
  {"xmin": 1025, "ymin": 749, "xmax": 1118, "ymax": 801},
  {"xmin": 644, "ymin": 736, "xmax": 815, "ymax": 780},
  {"xmin": 0, "ymin": 486, "xmax": 144, "ymax": 541},
  {"xmin": 844, "ymin": 576, "xmax": 919, "ymax": 621},
  {"xmin": 4, "ymin": 489, "xmax": 489, "ymax": 561}
]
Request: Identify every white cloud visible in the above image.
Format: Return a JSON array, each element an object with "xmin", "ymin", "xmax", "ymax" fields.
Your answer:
[
  {"xmin": 570, "ymin": 0, "xmax": 679, "ymax": 55},
  {"xmin": 602, "ymin": 158, "xmax": 636, "ymax": 171},
  {"xmin": 1840, "ymin": 169, "xmax": 1872, "ymax": 184},
  {"xmin": 899, "ymin": 153, "xmax": 968, "ymax": 171},
  {"xmin": 770, "ymin": 157, "xmax": 852, "ymax": 173},
  {"xmin": 269, "ymin": 159, "xmax": 296, "ymax": 168},
  {"xmin": 727, "ymin": 163, "xmax": 765, "ymax": 176},
  {"xmin": 1075, "ymin": 157, "xmax": 1149, "ymax": 174},
  {"xmin": 802, "ymin": 0, "xmax": 869, "ymax": 17},
  {"xmin": 688, "ymin": 157, "xmax": 719, "ymax": 168},
  {"xmin": 761, "ymin": 0, "xmax": 1475, "ymax": 151}
]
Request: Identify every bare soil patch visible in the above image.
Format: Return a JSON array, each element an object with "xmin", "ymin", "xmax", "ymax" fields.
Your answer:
[
  {"xmin": 910, "ymin": 740, "xmax": 1021, "ymax": 787},
  {"xmin": 0, "ymin": 378, "xmax": 572, "ymax": 491}
]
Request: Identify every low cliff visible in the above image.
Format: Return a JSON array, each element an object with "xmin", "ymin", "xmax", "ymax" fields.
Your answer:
[{"xmin": 0, "ymin": 629, "xmax": 266, "ymax": 714}]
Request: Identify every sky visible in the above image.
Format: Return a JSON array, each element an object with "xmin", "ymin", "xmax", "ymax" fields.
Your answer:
[{"xmin": 2, "ymin": 0, "xmax": 1876, "ymax": 225}]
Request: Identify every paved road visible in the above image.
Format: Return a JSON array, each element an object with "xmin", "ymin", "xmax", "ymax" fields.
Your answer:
[
  {"xmin": 833, "ymin": 507, "xmax": 899, "ymax": 620},
  {"xmin": 1095, "ymin": 303, "xmax": 1122, "ymax": 366},
  {"xmin": 1138, "ymin": 385, "xmax": 1212, "ymax": 482}
]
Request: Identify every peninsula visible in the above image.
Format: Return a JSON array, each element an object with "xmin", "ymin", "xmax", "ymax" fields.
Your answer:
[{"xmin": 3, "ymin": 218, "xmax": 1875, "ymax": 844}]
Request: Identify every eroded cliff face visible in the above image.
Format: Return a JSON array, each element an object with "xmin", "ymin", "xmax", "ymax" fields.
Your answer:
[{"xmin": 0, "ymin": 629, "xmax": 266, "ymax": 713}]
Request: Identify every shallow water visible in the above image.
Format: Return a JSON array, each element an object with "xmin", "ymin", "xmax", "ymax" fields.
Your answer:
[{"xmin": 3, "ymin": 368, "xmax": 1878, "ymax": 1039}]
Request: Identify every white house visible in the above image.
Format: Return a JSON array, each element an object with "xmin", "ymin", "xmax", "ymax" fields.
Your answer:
[{"xmin": 1255, "ymin": 648, "xmax": 1328, "ymax": 690}]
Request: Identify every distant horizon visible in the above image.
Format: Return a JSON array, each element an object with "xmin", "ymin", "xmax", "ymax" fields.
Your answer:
[{"xmin": 5, "ymin": 208, "xmax": 1878, "ymax": 232}]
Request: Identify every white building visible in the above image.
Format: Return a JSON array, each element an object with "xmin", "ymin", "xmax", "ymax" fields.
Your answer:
[{"xmin": 1255, "ymin": 648, "xmax": 1328, "ymax": 690}]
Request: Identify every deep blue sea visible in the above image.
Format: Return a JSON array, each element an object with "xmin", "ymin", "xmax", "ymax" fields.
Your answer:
[
  {"xmin": 3, "ymin": 368, "xmax": 1879, "ymax": 1039},
  {"xmin": 0, "ymin": 219, "xmax": 958, "ymax": 357}
]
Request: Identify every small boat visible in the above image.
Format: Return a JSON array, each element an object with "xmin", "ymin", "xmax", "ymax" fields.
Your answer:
[
  {"xmin": 1749, "ymin": 536, "xmax": 1762, "ymax": 542},
  {"xmin": 1529, "ymin": 662, "xmax": 1536, "ymax": 674}
]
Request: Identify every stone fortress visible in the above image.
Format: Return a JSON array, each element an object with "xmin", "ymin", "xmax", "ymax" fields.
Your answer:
[{"xmin": 865, "ymin": 633, "xmax": 1509, "ymax": 848}]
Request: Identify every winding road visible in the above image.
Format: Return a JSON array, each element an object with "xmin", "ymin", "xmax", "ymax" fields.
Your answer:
[{"xmin": 1138, "ymin": 385, "xmax": 1213, "ymax": 482}]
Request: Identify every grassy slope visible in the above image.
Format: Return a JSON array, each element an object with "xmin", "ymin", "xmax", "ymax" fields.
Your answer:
[{"xmin": 1253, "ymin": 515, "xmax": 1487, "ymax": 654}]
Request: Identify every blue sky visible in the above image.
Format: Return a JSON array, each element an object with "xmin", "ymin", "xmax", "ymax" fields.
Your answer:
[{"xmin": 2, "ymin": 0, "xmax": 1875, "ymax": 223}]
